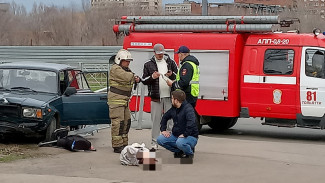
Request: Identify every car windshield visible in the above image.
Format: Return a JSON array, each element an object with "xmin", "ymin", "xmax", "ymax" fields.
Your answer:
[{"xmin": 0, "ymin": 69, "xmax": 57, "ymax": 93}]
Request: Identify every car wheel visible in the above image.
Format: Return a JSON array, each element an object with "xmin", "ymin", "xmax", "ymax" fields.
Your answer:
[{"xmin": 45, "ymin": 117, "xmax": 57, "ymax": 142}]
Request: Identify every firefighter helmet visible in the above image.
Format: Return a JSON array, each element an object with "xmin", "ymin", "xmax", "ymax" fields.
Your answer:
[{"xmin": 115, "ymin": 49, "xmax": 133, "ymax": 64}]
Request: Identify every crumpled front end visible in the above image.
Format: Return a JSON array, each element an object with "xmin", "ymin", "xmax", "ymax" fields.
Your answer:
[{"xmin": 0, "ymin": 104, "xmax": 48, "ymax": 137}]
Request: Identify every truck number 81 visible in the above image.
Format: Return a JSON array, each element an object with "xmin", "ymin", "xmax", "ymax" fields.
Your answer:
[{"xmin": 306, "ymin": 91, "xmax": 316, "ymax": 101}]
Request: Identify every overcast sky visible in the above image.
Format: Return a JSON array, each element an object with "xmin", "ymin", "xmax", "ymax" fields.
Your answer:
[{"xmin": 0, "ymin": 0, "xmax": 234, "ymax": 12}]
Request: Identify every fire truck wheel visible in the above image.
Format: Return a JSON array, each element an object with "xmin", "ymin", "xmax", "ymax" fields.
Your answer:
[
  {"xmin": 44, "ymin": 116, "xmax": 58, "ymax": 142},
  {"xmin": 208, "ymin": 117, "xmax": 238, "ymax": 132}
]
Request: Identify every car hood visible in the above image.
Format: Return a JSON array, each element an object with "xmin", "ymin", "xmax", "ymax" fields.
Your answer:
[{"xmin": 0, "ymin": 91, "xmax": 57, "ymax": 107}]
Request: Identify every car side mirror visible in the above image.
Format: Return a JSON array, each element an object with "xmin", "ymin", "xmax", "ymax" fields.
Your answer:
[{"xmin": 64, "ymin": 87, "xmax": 77, "ymax": 96}]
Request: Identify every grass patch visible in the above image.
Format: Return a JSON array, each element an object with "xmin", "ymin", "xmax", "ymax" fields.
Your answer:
[
  {"xmin": 0, "ymin": 154, "xmax": 28, "ymax": 163},
  {"xmin": 0, "ymin": 144, "xmax": 41, "ymax": 163}
]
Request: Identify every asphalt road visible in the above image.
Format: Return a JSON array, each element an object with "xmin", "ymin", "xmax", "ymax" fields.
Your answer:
[
  {"xmin": 202, "ymin": 118, "xmax": 325, "ymax": 143},
  {"xmin": 1, "ymin": 115, "xmax": 325, "ymax": 183},
  {"xmin": 134, "ymin": 112, "xmax": 325, "ymax": 143}
]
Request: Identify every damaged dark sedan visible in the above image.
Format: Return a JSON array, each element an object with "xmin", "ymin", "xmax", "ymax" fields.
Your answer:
[{"xmin": 0, "ymin": 62, "xmax": 110, "ymax": 141}]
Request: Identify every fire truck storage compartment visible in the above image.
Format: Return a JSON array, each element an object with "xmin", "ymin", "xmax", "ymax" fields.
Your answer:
[{"xmin": 190, "ymin": 50, "xmax": 229, "ymax": 100}]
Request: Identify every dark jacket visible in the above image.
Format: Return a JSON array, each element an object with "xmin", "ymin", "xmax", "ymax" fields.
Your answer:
[
  {"xmin": 172, "ymin": 55, "xmax": 199, "ymax": 106},
  {"xmin": 142, "ymin": 54, "xmax": 178, "ymax": 100},
  {"xmin": 160, "ymin": 101, "xmax": 199, "ymax": 138}
]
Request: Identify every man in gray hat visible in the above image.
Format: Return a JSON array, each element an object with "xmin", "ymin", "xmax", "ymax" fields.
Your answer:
[{"xmin": 141, "ymin": 43, "xmax": 178, "ymax": 149}]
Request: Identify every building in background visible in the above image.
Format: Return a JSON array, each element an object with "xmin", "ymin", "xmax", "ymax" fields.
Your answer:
[
  {"xmin": 234, "ymin": 0, "xmax": 325, "ymax": 17},
  {"xmin": 0, "ymin": 3, "xmax": 10, "ymax": 13},
  {"xmin": 234, "ymin": 0, "xmax": 294, "ymax": 7},
  {"xmin": 91, "ymin": 0, "xmax": 162, "ymax": 15},
  {"xmin": 165, "ymin": 0, "xmax": 295, "ymax": 16},
  {"xmin": 209, "ymin": 0, "xmax": 297, "ymax": 15},
  {"xmin": 303, "ymin": 0, "xmax": 325, "ymax": 17},
  {"xmin": 165, "ymin": 0, "xmax": 193, "ymax": 15}
]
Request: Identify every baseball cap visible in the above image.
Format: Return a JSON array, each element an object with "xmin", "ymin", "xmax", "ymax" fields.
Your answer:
[
  {"xmin": 175, "ymin": 46, "xmax": 190, "ymax": 53},
  {"xmin": 153, "ymin": 43, "xmax": 165, "ymax": 54}
]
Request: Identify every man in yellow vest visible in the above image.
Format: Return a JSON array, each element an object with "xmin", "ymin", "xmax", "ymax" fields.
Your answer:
[
  {"xmin": 108, "ymin": 49, "xmax": 140, "ymax": 153},
  {"xmin": 167, "ymin": 46, "xmax": 200, "ymax": 108}
]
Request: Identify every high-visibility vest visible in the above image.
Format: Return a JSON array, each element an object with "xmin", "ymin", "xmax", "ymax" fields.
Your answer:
[{"xmin": 176, "ymin": 61, "xmax": 200, "ymax": 97}]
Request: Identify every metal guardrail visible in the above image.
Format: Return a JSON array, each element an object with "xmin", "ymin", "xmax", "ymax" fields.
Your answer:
[
  {"xmin": 0, "ymin": 46, "xmax": 122, "ymax": 95},
  {"xmin": 0, "ymin": 46, "xmax": 122, "ymax": 71},
  {"xmin": 0, "ymin": 45, "xmax": 144, "ymax": 128}
]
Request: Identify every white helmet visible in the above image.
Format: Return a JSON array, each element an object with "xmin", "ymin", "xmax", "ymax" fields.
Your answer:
[{"xmin": 115, "ymin": 49, "xmax": 133, "ymax": 64}]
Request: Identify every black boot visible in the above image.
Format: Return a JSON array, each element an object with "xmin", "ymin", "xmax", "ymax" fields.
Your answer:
[
  {"xmin": 180, "ymin": 154, "xmax": 194, "ymax": 164},
  {"xmin": 181, "ymin": 154, "xmax": 194, "ymax": 158},
  {"xmin": 174, "ymin": 151, "xmax": 184, "ymax": 158}
]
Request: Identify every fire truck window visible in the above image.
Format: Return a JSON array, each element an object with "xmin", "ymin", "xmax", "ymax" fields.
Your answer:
[
  {"xmin": 305, "ymin": 49, "xmax": 325, "ymax": 79},
  {"xmin": 263, "ymin": 49, "xmax": 294, "ymax": 75}
]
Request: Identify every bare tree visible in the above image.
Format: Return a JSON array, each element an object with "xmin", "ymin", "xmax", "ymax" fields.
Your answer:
[
  {"xmin": 3, "ymin": 1, "xmax": 323, "ymax": 46},
  {"xmin": 0, "ymin": 1, "xmax": 154, "ymax": 46}
]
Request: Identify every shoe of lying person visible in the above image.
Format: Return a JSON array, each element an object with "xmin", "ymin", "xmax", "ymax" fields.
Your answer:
[{"xmin": 113, "ymin": 146, "xmax": 124, "ymax": 153}]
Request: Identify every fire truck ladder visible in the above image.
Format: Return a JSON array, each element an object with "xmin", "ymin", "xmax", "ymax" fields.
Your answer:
[{"xmin": 113, "ymin": 15, "xmax": 296, "ymax": 34}]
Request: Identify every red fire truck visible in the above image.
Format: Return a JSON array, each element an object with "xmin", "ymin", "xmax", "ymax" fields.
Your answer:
[{"xmin": 113, "ymin": 16, "xmax": 325, "ymax": 131}]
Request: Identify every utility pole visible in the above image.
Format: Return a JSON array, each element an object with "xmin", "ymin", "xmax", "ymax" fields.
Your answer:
[{"xmin": 202, "ymin": 0, "xmax": 208, "ymax": 16}]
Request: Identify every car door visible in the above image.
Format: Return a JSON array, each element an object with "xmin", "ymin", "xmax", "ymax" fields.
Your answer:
[
  {"xmin": 300, "ymin": 47, "xmax": 325, "ymax": 117},
  {"xmin": 259, "ymin": 48, "xmax": 297, "ymax": 119},
  {"xmin": 61, "ymin": 70, "xmax": 110, "ymax": 126},
  {"xmin": 242, "ymin": 47, "xmax": 298, "ymax": 119}
]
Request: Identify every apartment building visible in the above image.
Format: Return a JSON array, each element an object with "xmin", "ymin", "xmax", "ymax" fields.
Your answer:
[
  {"xmin": 303, "ymin": 0, "xmax": 325, "ymax": 17},
  {"xmin": 234, "ymin": 0, "xmax": 294, "ymax": 7},
  {"xmin": 165, "ymin": 0, "xmax": 203, "ymax": 15},
  {"xmin": 0, "ymin": 3, "xmax": 9, "ymax": 13},
  {"xmin": 91, "ymin": 0, "xmax": 162, "ymax": 15},
  {"xmin": 304, "ymin": 0, "xmax": 325, "ymax": 10},
  {"xmin": 165, "ymin": 1, "xmax": 193, "ymax": 15}
]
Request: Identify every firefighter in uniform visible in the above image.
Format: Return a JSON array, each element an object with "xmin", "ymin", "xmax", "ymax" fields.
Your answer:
[
  {"xmin": 108, "ymin": 49, "xmax": 140, "ymax": 153},
  {"xmin": 167, "ymin": 46, "xmax": 200, "ymax": 108}
]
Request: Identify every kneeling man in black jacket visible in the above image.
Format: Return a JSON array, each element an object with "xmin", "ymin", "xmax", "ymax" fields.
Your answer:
[{"xmin": 157, "ymin": 90, "xmax": 199, "ymax": 159}]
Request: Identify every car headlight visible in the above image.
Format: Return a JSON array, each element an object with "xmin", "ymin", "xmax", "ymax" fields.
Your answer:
[{"xmin": 22, "ymin": 108, "xmax": 43, "ymax": 119}]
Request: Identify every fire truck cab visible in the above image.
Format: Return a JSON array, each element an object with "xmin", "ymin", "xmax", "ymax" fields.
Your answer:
[
  {"xmin": 242, "ymin": 33, "xmax": 325, "ymax": 129},
  {"xmin": 114, "ymin": 16, "xmax": 325, "ymax": 131}
]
